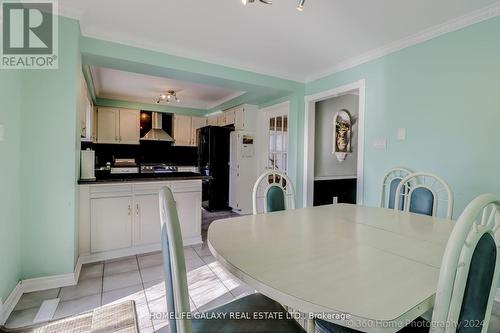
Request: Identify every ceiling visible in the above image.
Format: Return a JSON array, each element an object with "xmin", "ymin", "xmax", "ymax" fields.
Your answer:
[
  {"xmin": 91, "ymin": 67, "xmax": 245, "ymax": 110},
  {"xmin": 61, "ymin": 0, "xmax": 500, "ymax": 82}
]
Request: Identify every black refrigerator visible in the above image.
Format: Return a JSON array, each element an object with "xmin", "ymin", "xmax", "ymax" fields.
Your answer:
[{"xmin": 198, "ymin": 126, "xmax": 233, "ymax": 211}]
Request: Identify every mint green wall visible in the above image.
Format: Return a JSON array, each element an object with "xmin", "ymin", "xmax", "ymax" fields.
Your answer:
[
  {"xmin": 305, "ymin": 16, "xmax": 500, "ymax": 218},
  {"xmin": 0, "ymin": 72, "xmax": 22, "ymax": 302},
  {"xmin": 20, "ymin": 17, "xmax": 81, "ymax": 278}
]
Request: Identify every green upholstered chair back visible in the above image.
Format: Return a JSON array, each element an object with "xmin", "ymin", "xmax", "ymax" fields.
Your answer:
[
  {"xmin": 252, "ymin": 170, "xmax": 296, "ymax": 215},
  {"xmin": 266, "ymin": 185, "xmax": 286, "ymax": 212},
  {"xmin": 431, "ymin": 194, "xmax": 500, "ymax": 333},
  {"xmin": 395, "ymin": 172, "xmax": 454, "ymax": 219},
  {"xmin": 380, "ymin": 167, "xmax": 413, "ymax": 209},
  {"xmin": 159, "ymin": 187, "xmax": 193, "ymax": 333}
]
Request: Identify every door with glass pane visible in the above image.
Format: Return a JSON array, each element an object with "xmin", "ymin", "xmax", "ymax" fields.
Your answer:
[{"xmin": 265, "ymin": 110, "xmax": 288, "ymax": 173}]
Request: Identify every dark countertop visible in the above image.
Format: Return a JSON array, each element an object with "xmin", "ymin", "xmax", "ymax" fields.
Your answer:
[{"xmin": 78, "ymin": 172, "xmax": 211, "ymax": 185}]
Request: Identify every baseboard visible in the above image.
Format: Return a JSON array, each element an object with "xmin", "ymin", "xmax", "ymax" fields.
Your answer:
[
  {"xmin": 0, "ymin": 282, "xmax": 23, "ymax": 325},
  {"xmin": 0, "ymin": 259, "xmax": 83, "ymax": 325},
  {"xmin": 20, "ymin": 272, "xmax": 77, "ymax": 294}
]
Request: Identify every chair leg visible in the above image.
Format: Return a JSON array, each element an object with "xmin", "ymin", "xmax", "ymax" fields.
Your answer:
[{"xmin": 307, "ymin": 318, "xmax": 315, "ymax": 333}]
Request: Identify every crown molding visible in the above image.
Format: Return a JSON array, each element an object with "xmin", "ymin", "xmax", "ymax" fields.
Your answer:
[{"xmin": 305, "ymin": 2, "xmax": 500, "ymax": 83}]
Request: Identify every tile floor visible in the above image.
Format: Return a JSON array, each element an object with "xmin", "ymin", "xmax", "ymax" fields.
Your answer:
[
  {"xmin": 5, "ymin": 242, "xmax": 254, "ymax": 333},
  {"xmin": 5, "ymin": 241, "xmax": 500, "ymax": 333}
]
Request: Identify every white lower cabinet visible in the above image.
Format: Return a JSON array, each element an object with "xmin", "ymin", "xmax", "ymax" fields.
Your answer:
[
  {"xmin": 90, "ymin": 196, "xmax": 133, "ymax": 253},
  {"xmin": 80, "ymin": 180, "xmax": 202, "ymax": 262},
  {"xmin": 133, "ymin": 194, "xmax": 161, "ymax": 246}
]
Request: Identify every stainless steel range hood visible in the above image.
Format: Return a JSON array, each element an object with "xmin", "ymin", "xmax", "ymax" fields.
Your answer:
[{"xmin": 141, "ymin": 112, "xmax": 175, "ymax": 142}]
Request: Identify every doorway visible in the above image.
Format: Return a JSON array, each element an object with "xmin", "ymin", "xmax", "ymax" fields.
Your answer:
[
  {"xmin": 259, "ymin": 102, "xmax": 290, "ymax": 175},
  {"xmin": 303, "ymin": 80, "xmax": 366, "ymax": 207}
]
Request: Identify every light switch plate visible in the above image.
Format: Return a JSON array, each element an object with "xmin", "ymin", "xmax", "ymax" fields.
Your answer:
[
  {"xmin": 0, "ymin": 125, "xmax": 4, "ymax": 142},
  {"xmin": 397, "ymin": 128, "xmax": 407, "ymax": 140},
  {"xmin": 373, "ymin": 139, "xmax": 387, "ymax": 150}
]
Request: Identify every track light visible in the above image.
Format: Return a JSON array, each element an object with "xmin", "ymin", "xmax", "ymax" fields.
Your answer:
[
  {"xmin": 156, "ymin": 90, "xmax": 181, "ymax": 105},
  {"xmin": 296, "ymin": 0, "xmax": 305, "ymax": 11}
]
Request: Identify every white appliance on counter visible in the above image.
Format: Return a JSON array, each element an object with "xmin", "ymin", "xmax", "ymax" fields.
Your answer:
[{"xmin": 229, "ymin": 131, "xmax": 258, "ymax": 214}]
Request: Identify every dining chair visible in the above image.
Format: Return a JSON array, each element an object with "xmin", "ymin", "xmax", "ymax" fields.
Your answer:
[
  {"xmin": 380, "ymin": 167, "xmax": 413, "ymax": 209},
  {"xmin": 394, "ymin": 172, "xmax": 454, "ymax": 219},
  {"xmin": 252, "ymin": 169, "xmax": 296, "ymax": 215},
  {"xmin": 159, "ymin": 186, "xmax": 305, "ymax": 333},
  {"xmin": 316, "ymin": 193, "xmax": 500, "ymax": 333}
]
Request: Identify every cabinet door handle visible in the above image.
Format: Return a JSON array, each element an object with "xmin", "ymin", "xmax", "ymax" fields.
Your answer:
[
  {"xmin": 115, "ymin": 135, "xmax": 118, "ymax": 141},
  {"xmin": 119, "ymin": 136, "xmax": 122, "ymax": 142},
  {"xmin": 136, "ymin": 203, "xmax": 140, "ymax": 216},
  {"xmin": 128, "ymin": 204, "xmax": 131, "ymax": 216}
]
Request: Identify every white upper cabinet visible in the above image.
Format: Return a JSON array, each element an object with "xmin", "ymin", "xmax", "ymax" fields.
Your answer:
[
  {"xmin": 97, "ymin": 108, "xmax": 119, "ymax": 144},
  {"xmin": 207, "ymin": 115, "xmax": 218, "ymax": 126},
  {"xmin": 96, "ymin": 107, "xmax": 140, "ymax": 144},
  {"xmin": 174, "ymin": 115, "xmax": 207, "ymax": 147},
  {"xmin": 173, "ymin": 114, "xmax": 193, "ymax": 146},
  {"xmin": 118, "ymin": 109, "xmax": 140, "ymax": 144},
  {"xmin": 191, "ymin": 117, "xmax": 207, "ymax": 146},
  {"xmin": 233, "ymin": 105, "xmax": 258, "ymax": 130},
  {"xmin": 225, "ymin": 109, "xmax": 236, "ymax": 125},
  {"xmin": 204, "ymin": 105, "xmax": 258, "ymax": 130}
]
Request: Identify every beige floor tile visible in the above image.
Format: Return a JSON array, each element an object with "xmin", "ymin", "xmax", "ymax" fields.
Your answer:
[
  {"xmin": 79, "ymin": 262, "xmax": 103, "ymax": 281},
  {"xmin": 103, "ymin": 270, "xmax": 142, "ymax": 292},
  {"xmin": 140, "ymin": 265, "xmax": 164, "ymax": 283},
  {"xmin": 4, "ymin": 307, "xmax": 39, "ymax": 328},
  {"xmin": 14, "ymin": 288, "xmax": 60, "ymax": 311},
  {"xmin": 104, "ymin": 256, "xmax": 139, "ymax": 276},
  {"xmin": 52, "ymin": 294, "xmax": 101, "ymax": 320},
  {"xmin": 59, "ymin": 277, "xmax": 102, "ymax": 302}
]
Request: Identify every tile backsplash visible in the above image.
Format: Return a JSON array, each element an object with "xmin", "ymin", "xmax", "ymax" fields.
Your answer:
[{"xmin": 81, "ymin": 141, "xmax": 198, "ymax": 167}]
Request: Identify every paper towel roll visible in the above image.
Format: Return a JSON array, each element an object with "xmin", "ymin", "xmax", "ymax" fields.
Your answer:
[{"xmin": 81, "ymin": 149, "xmax": 96, "ymax": 180}]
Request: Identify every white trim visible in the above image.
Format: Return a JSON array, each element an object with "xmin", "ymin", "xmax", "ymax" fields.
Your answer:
[
  {"xmin": 305, "ymin": 3, "xmax": 500, "ymax": 83},
  {"xmin": 0, "ymin": 282, "xmax": 23, "ymax": 325},
  {"xmin": 314, "ymin": 175, "xmax": 357, "ymax": 181},
  {"xmin": 303, "ymin": 80, "xmax": 366, "ymax": 208},
  {"xmin": 258, "ymin": 101, "xmax": 290, "ymax": 175}
]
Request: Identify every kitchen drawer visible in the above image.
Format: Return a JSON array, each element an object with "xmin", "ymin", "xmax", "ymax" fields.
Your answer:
[{"xmin": 90, "ymin": 184, "xmax": 133, "ymax": 198}]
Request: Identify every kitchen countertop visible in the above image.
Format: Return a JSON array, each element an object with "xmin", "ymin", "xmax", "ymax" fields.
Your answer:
[{"xmin": 78, "ymin": 172, "xmax": 211, "ymax": 184}]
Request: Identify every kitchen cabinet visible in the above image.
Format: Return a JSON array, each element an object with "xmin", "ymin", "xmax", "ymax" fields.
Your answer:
[
  {"xmin": 207, "ymin": 115, "xmax": 218, "ymax": 126},
  {"xmin": 90, "ymin": 195, "xmax": 133, "ymax": 253},
  {"xmin": 191, "ymin": 117, "xmax": 207, "ymax": 146},
  {"xmin": 204, "ymin": 105, "xmax": 258, "ymax": 130},
  {"xmin": 96, "ymin": 107, "xmax": 140, "ymax": 144},
  {"xmin": 79, "ymin": 180, "xmax": 202, "ymax": 262},
  {"xmin": 173, "ymin": 114, "xmax": 193, "ymax": 146},
  {"xmin": 217, "ymin": 113, "xmax": 226, "ymax": 126},
  {"xmin": 133, "ymin": 193, "xmax": 161, "ymax": 246},
  {"xmin": 225, "ymin": 109, "xmax": 236, "ymax": 125},
  {"xmin": 173, "ymin": 115, "xmax": 207, "ymax": 146}
]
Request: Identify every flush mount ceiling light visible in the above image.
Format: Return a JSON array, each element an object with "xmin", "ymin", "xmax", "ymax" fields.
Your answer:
[
  {"xmin": 156, "ymin": 90, "xmax": 180, "ymax": 104},
  {"xmin": 242, "ymin": 0, "xmax": 306, "ymax": 11}
]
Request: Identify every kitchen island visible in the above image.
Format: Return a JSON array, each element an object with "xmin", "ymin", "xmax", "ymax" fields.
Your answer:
[{"xmin": 78, "ymin": 176, "xmax": 204, "ymax": 264}]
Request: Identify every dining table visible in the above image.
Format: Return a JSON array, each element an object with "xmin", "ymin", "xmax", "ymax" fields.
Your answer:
[{"xmin": 207, "ymin": 204, "xmax": 455, "ymax": 333}]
